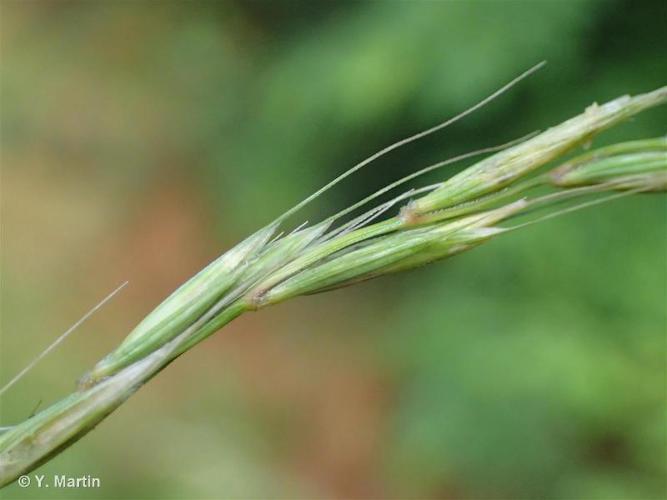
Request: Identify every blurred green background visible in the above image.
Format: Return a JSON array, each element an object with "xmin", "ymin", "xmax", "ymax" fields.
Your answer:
[{"xmin": 1, "ymin": 1, "xmax": 665, "ymax": 498}]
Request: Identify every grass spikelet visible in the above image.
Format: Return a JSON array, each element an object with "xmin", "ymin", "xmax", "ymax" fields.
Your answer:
[
  {"xmin": 411, "ymin": 87, "xmax": 667, "ymax": 213},
  {"xmin": 82, "ymin": 223, "xmax": 278, "ymax": 385},
  {"xmin": 550, "ymin": 136, "xmax": 667, "ymax": 190}
]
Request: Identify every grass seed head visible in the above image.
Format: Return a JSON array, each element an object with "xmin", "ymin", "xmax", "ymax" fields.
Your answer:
[
  {"xmin": 411, "ymin": 87, "xmax": 667, "ymax": 214},
  {"xmin": 81, "ymin": 223, "xmax": 278, "ymax": 386},
  {"xmin": 259, "ymin": 200, "xmax": 527, "ymax": 306},
  {"xmin": 3, "ymin": 79, "xmax": 666, "ymax": 488},
  {"xmin": 551, "ymin": 137, "xmax": 667, "ymax": 191}
]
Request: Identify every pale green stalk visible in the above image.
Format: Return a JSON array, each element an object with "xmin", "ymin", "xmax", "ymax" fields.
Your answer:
[{"xmin": 1, "ymin": 84, "xmax": 665, "ymax": 487}]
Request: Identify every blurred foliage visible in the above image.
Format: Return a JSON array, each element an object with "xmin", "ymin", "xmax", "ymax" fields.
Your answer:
[{"xmin": 1, "ymin": 1, "xmax": 665, "ymax": 499}]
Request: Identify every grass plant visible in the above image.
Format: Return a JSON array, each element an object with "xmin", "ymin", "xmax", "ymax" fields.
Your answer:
[{"xmin": 0, "ymin": 69, "xmax": 665, "ymax": 486}]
